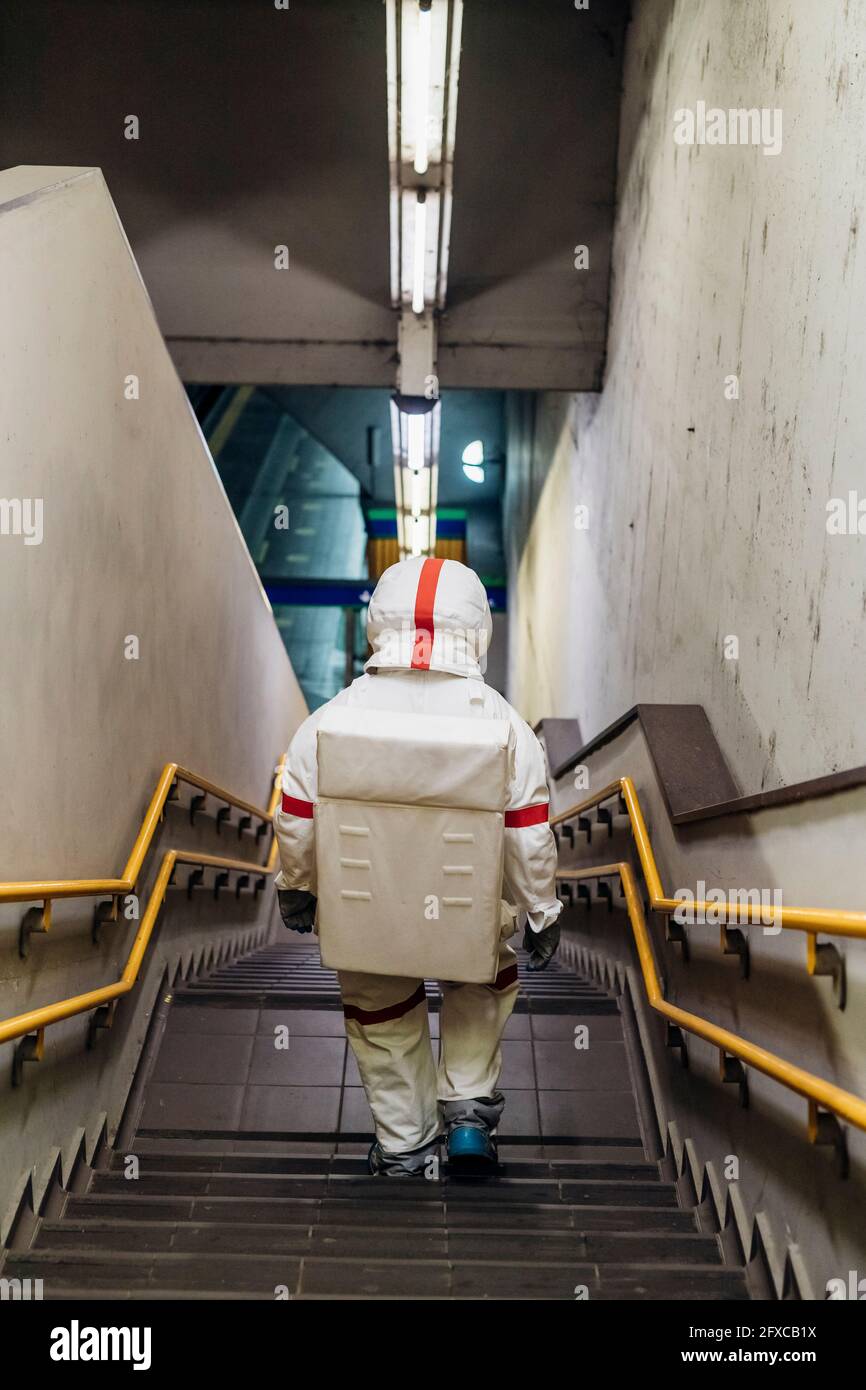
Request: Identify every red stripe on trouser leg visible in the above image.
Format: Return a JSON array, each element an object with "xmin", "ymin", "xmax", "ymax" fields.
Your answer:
[
  {"xmin": 437, "ymin": 946, "xmax": 520, "ymax": 1104},
  {"xmin": 343, "ymin": 982, "xmax": 427, "ymax": 1026},
  {"xmin": 411, "ymin": 557, "xmax": 445, "ymax": 670},
  {"xmin": 281, "ymin": 794, "xmax": 315, "ymax": 817},
  {"xmin": 504, "ymin": 802, "xmax": 549, "ymax": 828}
]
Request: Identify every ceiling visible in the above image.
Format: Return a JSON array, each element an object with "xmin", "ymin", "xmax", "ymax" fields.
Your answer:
[{"xmin": 0, "ymin": 0, "xmax": 629, "ymax": 391}]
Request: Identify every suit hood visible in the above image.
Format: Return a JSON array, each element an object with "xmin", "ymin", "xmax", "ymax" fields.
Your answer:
[{"xmin": 365, "ymin": 557, "xmax": 493, "ymax": 679}]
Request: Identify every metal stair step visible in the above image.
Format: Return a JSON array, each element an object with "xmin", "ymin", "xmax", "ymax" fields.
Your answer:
[
  {"xmin": 86, "ymin": 1170, "xmax": 677, "ymax": 1208},
  {"xmin": 66, "ymin": 1189, "xmax": 680, "ymax": 1243},
  {"xmin": 106, "ymin": 1149, "xmax": 660, "ymax": 1182},
  {"xmin": 37, "ymin": 1195, "xmax": 697, "ymax": 1262},
  {"xmin": 3, "ymin": 1250, "xmax": 299, "ymax": 1295},
  {"xmin": 5, "ymin": 1248, "xmax": 745, "ymax": 1301},
  {"xmin": 296, "ymin": 1258, "xmax": 748, "ymax": 1301},
  {"xmin": 446, "ymin": 1230, "xmax": 719, "ymax": 1265},
  {"xmin": 175, "ymin": 989, "xmax": 621, "ymax": 1016},
  {"xmin": 34, "ymin": 1221, "xmax": 714, "ymax": 1264}
]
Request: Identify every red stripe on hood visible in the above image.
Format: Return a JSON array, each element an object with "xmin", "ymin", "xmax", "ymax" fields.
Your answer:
[{"xmin": 411, "ymin": 557, "xmax": 445, "ymax": 670}]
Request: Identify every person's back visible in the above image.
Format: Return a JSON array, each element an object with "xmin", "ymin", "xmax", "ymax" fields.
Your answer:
[{"xmin": 274, "ymin": 557, "xmax": 561, "ymax": 1175}]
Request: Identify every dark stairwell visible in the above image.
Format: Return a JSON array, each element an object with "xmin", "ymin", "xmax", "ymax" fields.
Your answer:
[{"xmin": 2, "ymin": 941, "xmax": 752, "ymax": 1300}]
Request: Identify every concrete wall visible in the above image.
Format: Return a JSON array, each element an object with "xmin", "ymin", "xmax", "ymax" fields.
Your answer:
[
  {"xmin": 0, "ymin": 166, "xmax": 307, "ymax": 1235},
  {"xmin": 507, "ymin": 0, "xmax": 866, "ymax": 791}
]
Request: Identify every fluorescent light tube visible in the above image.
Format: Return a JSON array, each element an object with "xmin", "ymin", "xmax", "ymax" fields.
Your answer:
[
  {"xmin": 412, "ymin": 193, "xmax": 427, "ymax": 313},
  {"xmin": 413, "ymin": 3, "xmax": 432, "ymax": 174},
  {"xmin": 407, "ymin": 411, "xmax": 426, "ymax": 469}
]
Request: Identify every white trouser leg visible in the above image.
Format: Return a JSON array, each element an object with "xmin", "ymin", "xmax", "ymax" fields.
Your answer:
[
  {"xmin": 339, "ymin": 971, "xmax": 441, "ymax": 1154},
  {"xmin": 437, "ymin": 942, "xmax": 520, "ymax": 1104}
]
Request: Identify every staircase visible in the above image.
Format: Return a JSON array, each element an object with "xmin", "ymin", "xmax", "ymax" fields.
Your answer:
[{"xmin": 3, "ymin": 942, "xmax": 752, "ymax": 1300}]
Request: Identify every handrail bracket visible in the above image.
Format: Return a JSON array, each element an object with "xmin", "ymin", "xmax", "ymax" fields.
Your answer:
[
  {"xmin": 86, "ymin": 1001, "xmax": 117, "ymax": 1051},
  {"xmin": 19, "ymin": 900, "xmax": 51, "ymax": 960},
  {"xmin": 719, "ymin": 1050, "xmax": 749, "ymax": 1108},
  {"xmin": 666, "ymin": 1023, "xmax": 689, "ymax": 1067},
  {"xmin": 807, "ymin": 934, "xmax": 846, "ymax": 1010},
  {"xmin": 808, "ymin": 1100, "xmax": 849, "ymax": 1178},
  {"xmin": 665, "ymin": 916, "xmax": 690, "ymax": 960},
  {"xmin": 12, "ymin": 1028, "xmax": 45, "ymax": 1087},
  {"xmin": 92, "ymin": 894, "xmax": 122, "ymax": 946},
  {"xmin": 720, "ymin": 923, "xmax": 750, "ymax": 979}
]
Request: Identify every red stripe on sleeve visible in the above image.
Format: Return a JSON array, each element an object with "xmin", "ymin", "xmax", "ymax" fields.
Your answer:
[
  {"xmin": 411, "ymin": 557, "xmax": 445, "ymax": 670},
  {"xmin": 281, "ymin": 794, "xmax": 315, "ymax": 818},
  {"xmin": 504, "ymin": 802, "xmax": 549, "ymax": 828}
]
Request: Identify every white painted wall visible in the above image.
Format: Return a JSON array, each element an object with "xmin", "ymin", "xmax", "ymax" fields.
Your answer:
[
  {"xmin": 0, "ymin": 167, "xmax": 307, "ymax": 1232},
  {"xmin": 0, "ymin": 167, "xmax": 307, "ymax": 877},
  {"xmin": 508, "ymin": 0, "xmax": 866, "ymax": 791}
]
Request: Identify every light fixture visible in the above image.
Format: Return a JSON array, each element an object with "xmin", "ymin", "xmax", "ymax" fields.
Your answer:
[
  {"xmin": 390, "ymin": 399, "xmax": 440, "ymax": 558},
  {"xmin": 413, "ymin": 2, "xmax": 432, "ymax": 174},
  {"xmin": 462, "ymin": 439, "xmax": 485, "ymax": 482},
  {"xmin": 387, "ymin": 2, "xmax": 463, "ymax": 311},
  {"xmin": 412, "ymin": 192, "xmax": 427, "ymax": 314},
  {"xmin": 407, "ymin": 411, "xmax": 426, "ymax": 469},
  {"xmin": 385, "ymin": 2, "xmax": 463, "ymax": 554}
]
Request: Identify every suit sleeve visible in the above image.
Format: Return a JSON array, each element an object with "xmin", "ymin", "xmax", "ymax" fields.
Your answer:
[
  {"xmin": 502, "ymin": 716, "xmax": 563, "ymax": 933},
  {"xmin": 273, "ymin": 710, "xmax": 320, "ymax": 893}
]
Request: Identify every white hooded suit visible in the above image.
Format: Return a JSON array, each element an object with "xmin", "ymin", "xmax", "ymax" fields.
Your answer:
[{"xmin": 274, "ymin": 557, "xmax": 561, "ymax": 1156}]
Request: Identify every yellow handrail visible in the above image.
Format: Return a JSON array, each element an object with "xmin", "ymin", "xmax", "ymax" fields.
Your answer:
[
  {"xmin": 552, "ymin": 777, "xmax": 866, "ymax": 939},
  {"xmin": 557, "ymin": 860, "xmax": 866, "ymax": 1136},
  {"xmin": 0, "ymin": 761, "xmax": 284, "ymax": 1052},
  {"xmin": 0, "ymin": 764, "xmax": 276, "ymax": 905}
]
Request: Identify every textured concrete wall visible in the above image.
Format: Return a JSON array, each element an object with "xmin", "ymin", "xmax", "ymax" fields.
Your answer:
[
  {"xmin": 508, "ymin": 0, "xmax": 866, "ymax": 791},
  {"xmin": 0, "ymin": 167, "xmax": 307, "ymax": 1234}
]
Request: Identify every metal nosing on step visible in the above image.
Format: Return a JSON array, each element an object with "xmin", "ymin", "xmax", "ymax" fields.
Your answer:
[{"xmin": 131, "ymin": 1129, "xmax": 645, "ymax": 1148}]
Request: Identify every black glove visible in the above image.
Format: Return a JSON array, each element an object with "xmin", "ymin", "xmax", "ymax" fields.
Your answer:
[
  {"xmin": 278, "ymin": 888, "xmax": 317, "ymax": 934},
  {"xmin": 522, "ymin": 919, "xmax": 560, "ymax": 972}
]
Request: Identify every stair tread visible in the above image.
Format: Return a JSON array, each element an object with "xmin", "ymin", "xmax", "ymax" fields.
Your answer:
[
  {"xmin": 38, "ymin": 1207, "xmax": 700, "ymax": 1244},
  {"xmin": 89, "ymin": 1169, "xmax": 672, "ymax": 1187},
  {"xmin": 63, "ymin": 1195, "xmax": 684, "ymax": 1229},
  {"xmin": 106, "ymin": 1152, "xmax": 659, "ymax": 1179},
  {"xmin": 8, "ymin": 1250, "xmax": 746, "ymax": 1301},
  {"xmin": 30, "ymin": 1230, "xmax": 719, "ymax": 1256}
]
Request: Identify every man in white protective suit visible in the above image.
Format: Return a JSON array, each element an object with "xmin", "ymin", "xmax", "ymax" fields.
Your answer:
[{"xmin": 273, "ymin": 556, "xmax": 562, "ymax": 1176}]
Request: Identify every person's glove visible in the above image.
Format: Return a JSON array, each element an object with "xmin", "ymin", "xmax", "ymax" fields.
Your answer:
[
  {"xmin": 278, "ymin": 888, "xmax": 317, "ymax": 933},
  {"xmin": 522, "ymin": 918, "xmax": 560, "ymax": 972}
]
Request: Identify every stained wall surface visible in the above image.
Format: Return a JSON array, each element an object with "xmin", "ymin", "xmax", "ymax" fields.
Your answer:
[{"xmin": 507, "ymin": 0, "xmax": 866, "ymax": 791}]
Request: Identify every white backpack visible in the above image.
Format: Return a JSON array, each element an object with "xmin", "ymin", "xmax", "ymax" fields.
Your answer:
[{"xmin": 314, "ymin": 706, "xmax": 514, "ymax": 983}]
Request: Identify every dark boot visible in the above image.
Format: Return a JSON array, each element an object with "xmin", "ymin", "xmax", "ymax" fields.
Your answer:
[
  {"xmin": 443, "ymin": 1094, "xmax": 504, "ymax": 1173},
  {"xmin": 367, "ymin": 1135, "xmax": 441, "ymax": 1177}
]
